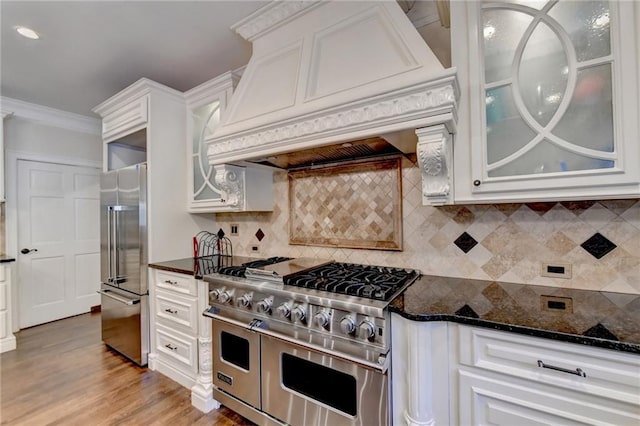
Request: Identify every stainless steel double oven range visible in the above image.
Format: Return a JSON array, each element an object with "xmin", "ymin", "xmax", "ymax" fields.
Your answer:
[{"xmin": 203, "ymin": 257, "xmax": 419, "ymax": 426}]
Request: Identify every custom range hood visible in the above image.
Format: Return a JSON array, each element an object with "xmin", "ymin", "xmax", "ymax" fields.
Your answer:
[{"xmin": 207, "ymin": 0, "xmax": 460, "ymax": 204}]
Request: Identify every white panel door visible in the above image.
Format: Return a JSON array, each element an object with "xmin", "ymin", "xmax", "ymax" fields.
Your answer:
[{"xmin": 18, "ymin": 160, "xmax": 100, "ymax": 328}]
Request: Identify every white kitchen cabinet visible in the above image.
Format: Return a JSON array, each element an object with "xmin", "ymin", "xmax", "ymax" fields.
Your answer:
[
  {"xmin": 0, "ymin": 262, "xmax": 16, "ymax": 353},
  {"xmin": 391, "ymin": 316, "xmax": 640, "ymax": 425},
  {"xmin": 452, "ymin": 325, "xmax": 640, "ymax": 425},
  {"xmin": 101, "ymin": 94, "xmax": 148, "ymax": 144},
  {"xmin": 149, "ymin": 269, "xmax": 199, "ymax": 388},
  {"xmin": 148, "ymin": 267, "xmax": 218, "ymax": 413},
  {"xmin": 451, "ymin": 0, "xmax": 640, "ymax": 203},
  {"xmin": 185, "ymin": 72, "xmax": 274, "ymax": 213}
]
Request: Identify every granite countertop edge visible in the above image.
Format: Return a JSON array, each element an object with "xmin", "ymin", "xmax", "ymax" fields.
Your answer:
[
  {"xmin": 389, "ymin": 306, "xmax": 640, "ymax": 355},
  {"xmin": 149, "ymin": 261, "xmax": 200, "ymax": 278}
]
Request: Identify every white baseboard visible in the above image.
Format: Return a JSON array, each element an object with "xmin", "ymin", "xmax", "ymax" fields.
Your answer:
[
  {"xmin": 0, "ymin": 335, "xmax": 16, "ymax": 353},
  {"xmin": 191, "ymin": 384, "xmax": 220, "ymax": 413},
  {"xmin": 153, "ymin": 358, "xmax": 196, "ymax": 390}
]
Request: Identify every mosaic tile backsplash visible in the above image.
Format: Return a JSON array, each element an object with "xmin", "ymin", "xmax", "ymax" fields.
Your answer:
[
  {"xmin": 289, "ymin": 158, "xmax": 402, "ymax": 250},
  {"xmin": 215, "ymin": 157, "xmax": 640, "ymax": 294}
]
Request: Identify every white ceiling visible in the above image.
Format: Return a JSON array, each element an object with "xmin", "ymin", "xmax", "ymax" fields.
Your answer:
[{"xmin": 1, "ymin": 1, "xmax": 268, "ymax": 117}]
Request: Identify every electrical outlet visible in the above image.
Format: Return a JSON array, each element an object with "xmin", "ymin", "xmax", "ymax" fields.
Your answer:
[
  {"xmin": 540, "ymin": 295, "xmax": 573, "ymax": 313},
  {"xmin": 541, "ymin": 262, "xmax": 572, "ymax": 279},
  {"xmin": 251, "ymin": 245, "xmax": 260, "ymax": 253},
  {"xmin": 230, "ymin": 224, "xmax": 239, "ymax": 236}
]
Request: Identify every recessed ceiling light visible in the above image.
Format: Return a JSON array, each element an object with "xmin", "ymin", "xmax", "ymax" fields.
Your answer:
[{"xmin": 15, "ymin": 26, "xmax": 40, "ymax": 40}]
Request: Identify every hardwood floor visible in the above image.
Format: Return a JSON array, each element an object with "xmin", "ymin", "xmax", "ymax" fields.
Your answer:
[{"xmin": 0, "ymin": 313, "xmax": 255, "ymax": 425}]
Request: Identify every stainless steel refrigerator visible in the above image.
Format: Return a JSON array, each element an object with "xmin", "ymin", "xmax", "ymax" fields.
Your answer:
[{"xmin": 98, "ymin": 163, "xmax": 148, "ymax": 366}]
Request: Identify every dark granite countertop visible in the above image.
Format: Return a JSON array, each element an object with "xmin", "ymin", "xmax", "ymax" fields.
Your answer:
[
  {"xmin": 391, "ymin": 275, "xmax": 640, "ymax": 354},
  {"xmin": 149, "ymin": 255, "xmax": 260, "ymax": 279},
  {"xmin": 0, "ymin": 255, "xmax": 16, "ymax": 263}
]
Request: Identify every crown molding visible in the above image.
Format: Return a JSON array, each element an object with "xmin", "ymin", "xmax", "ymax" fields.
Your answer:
[
  {"xmin": 185, "ymin": 71, "xmax": 241, "ymax": 107},
  {"xmin": 0, "ymin": 97, "xmax": 101, "ymax": 135},
  {"xmin": 232, "ymin": 0, "xmax": 323, "ymax": 41},
  {"xmin": 92, "ymin": 77, "xmax": 184, "ymax": 117}
]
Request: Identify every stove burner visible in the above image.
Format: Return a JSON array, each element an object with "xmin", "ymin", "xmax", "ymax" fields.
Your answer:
[
  {"xmin": 285, "ymin": 262, "xmax": 418, "ymax": 301},
  {"xmin": 218, "ymin": 257, "xmax": 291, "ymax": 278}
]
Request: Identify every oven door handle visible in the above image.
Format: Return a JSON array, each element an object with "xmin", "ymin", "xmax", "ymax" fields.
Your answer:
[{"xmin": 202, "ymin": 308, "xmax": 388, "ymax": 373}]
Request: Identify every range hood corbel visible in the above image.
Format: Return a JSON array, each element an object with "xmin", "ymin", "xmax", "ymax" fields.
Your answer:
[{"xmin": 206, "ymin": 0, "xmax": 459, "ymax": 203}]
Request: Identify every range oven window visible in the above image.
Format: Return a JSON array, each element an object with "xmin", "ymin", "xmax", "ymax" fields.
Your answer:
[
  {"xmin": 220, "ymin": 331, "xmax": 250, "ymax": 370},
  {"xmin": 281, "ymin": 353, "xmax": 357, "ymax": 416}
]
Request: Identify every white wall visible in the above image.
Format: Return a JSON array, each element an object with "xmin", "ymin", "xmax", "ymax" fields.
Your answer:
[{"xmin": 4, "ymin": 116, "xmax": 102, "ymax": 162}]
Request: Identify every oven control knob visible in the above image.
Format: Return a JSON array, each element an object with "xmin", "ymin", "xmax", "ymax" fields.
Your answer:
[
  {"xmin": 313, "ymin": 311, "xmax": 330, "ymax": 328},
  {"xmin": 292, "ymin": 305, "xmax": 306, "ymax": 323},
  {"xmin": 237, "ymin": 294, "xmax": 252, "ymax": 309},
  {"xmin": 276, "ymin": 304, "xmax": 291, "ymax": 319},
  {"xmin": 209, "ymin": 288, "xmax": 222, "ymax": 302},
  {"xmin": 358, "ymin": 321, "xmax": 376, "ymax": 340},
  {"xmin": 256, "ymin": 299, "xmax": 272, "ymax": 314},
  {"xmin": 218, "ymin": 290, "xmax": 234, "ymax": 304},
  {"xmin": 339, "ymin": 317, "xmax": 356, "ymax": 335}
]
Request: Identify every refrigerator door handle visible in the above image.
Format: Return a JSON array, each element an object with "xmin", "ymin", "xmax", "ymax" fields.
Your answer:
[
  {"xmin": 113, "ymin": 207, "xmax": 120, "ymax": 281},
  {"xmin": 110, "ymin": 205, "xmax": 132, "ymax": 284},
  {"xmin": 107, "ymin": 206, "xmax": 114, "ymax": 283},
  {"xmin": 97, "ymin": 289, "xmax": 140, "ymax": 305}
]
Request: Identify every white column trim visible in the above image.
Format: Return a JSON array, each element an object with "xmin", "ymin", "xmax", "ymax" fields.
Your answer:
[{"xmin": 191, "ymin": 279, "xmax": 220, "ymax": 413}]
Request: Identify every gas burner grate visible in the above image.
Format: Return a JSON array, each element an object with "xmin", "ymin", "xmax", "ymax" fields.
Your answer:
[
  {"xmin": 218, "ymin": 257, "xmax": 292, "ymax": 278},
  {"xmin": 285, "ymin": 262, "xmax": 418, "ymax": 301}
]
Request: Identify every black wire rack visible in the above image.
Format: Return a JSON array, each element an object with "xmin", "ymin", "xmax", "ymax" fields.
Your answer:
[{"xmin": 193, "ymin": 229, "xmax": 232, "ymax": 258}]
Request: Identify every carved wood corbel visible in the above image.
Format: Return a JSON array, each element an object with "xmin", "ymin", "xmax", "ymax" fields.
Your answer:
[{"xmin": 416, "ymin": 125, "xmax": 453, "ymax": 205}]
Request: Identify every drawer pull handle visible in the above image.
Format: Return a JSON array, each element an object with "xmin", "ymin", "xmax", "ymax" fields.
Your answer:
[
  {"xmin": 165, "ymin": 344, "xmax": 178, "ymax": 351},
  {"xmin": 164, "ymin": 308, "xmax": 178, "ymax": 314},
  {"xmin": 537, "ymin": 360, "xmax": 586, "ymax": 377},
  {"xmin": 164, "ymin": 279, "xmax": 178, "ymax": 285}
]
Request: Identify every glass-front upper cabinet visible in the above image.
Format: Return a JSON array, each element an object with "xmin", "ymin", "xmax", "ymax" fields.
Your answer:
[
  {"xmin": 186, "ymin": 73, "xmax": 237, "ymax": 212},
  {"xmin": 185, "ymin": 72, "xmax": 274, "ymax": 213},
  {"xmin": 452, "ymin": 0, "xmax": 639, "ymax": 202},
  {"xmin": 191, "ymin": 101, "xmax": 222, "ymax": 203}
]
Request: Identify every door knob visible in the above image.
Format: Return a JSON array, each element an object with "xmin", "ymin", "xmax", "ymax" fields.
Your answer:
[{"xmin": 21, "ymin": 248, "xmax": 38, "ymax": 254}]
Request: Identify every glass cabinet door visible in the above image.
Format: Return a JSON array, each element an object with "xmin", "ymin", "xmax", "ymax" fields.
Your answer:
[
  {"xmin": 190, "ymin": 101, "xmax": 223, "ymax": 205},
  {"xmin": 479, "ymin": 0, "xmax": 616, "ymax": 179}
]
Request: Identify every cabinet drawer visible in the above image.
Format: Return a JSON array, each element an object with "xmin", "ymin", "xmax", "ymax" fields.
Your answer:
[
  {"xmin": 457, "ymin": 326, "xmax": 640, "ymax": 404},
  {"xmin": 102, "ymin": 95, "xmax": 148, "ymax": 142},
  {"xmin": 155, "ymin": 270, "xmax": 196, "ymax": 296},
  {"xmin": 155, "ymin": 289, "xmax": 197, "ymax": 335},
  {"xmin": 0, "ymin": 265, "xmax": 5, "ymax": 282},
  {"xmin": 155, "ymin": 324, "xmax": 197, "ymax": 376},
  {"xmin": 458, "ymin": 367, "xmax": 640, "ymax": 426}
]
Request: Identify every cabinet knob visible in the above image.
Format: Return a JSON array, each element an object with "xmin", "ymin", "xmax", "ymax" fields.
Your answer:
[{"xmin": 473, "ymin": 180, "xmax": 481, "ymax": 187}]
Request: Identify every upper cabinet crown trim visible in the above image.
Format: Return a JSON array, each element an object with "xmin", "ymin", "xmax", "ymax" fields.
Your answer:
[
  {"xmin": 184, "ymin": 71, "xmax": 241, "ymax": 107},
  {"xmin": 92, "ymin": 78, "xmax": 184, "ymax": 117}
]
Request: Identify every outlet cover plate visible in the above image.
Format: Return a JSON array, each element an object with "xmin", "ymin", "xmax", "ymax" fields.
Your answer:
[{"xmin": 541, "ymin": 262, "xmax": 572, "ymax": 279}]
